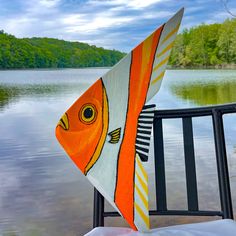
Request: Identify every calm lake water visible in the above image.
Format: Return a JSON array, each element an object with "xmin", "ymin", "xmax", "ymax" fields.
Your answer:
[{"xmin": 0, "ymin": 69, "xmax": 236, "ymax": 235}]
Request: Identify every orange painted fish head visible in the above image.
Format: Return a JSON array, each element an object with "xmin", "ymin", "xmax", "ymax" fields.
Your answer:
[{"xmin": 55, "ymin": 79, "xmax": 109, "ymax": 175}]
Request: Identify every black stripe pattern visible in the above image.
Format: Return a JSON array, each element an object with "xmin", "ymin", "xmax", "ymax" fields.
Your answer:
[{"xmin": 135, "ymin": 104, "xmax": 155, "ymax": 162}]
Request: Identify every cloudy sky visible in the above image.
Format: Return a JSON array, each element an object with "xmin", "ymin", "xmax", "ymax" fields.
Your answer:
[{"xmin": 0, "ymin": 0, "xmax": 236, "ymax": 52}]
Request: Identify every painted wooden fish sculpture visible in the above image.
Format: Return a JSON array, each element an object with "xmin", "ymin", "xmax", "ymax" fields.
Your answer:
[{"xmin": 55, "ymin": 8, "xmax": 184, "ymax": 232}]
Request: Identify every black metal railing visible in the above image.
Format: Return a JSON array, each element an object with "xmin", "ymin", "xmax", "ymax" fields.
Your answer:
[{"xmin": 93, "ymin": 103, "xmax": 236, "ymax": 228}]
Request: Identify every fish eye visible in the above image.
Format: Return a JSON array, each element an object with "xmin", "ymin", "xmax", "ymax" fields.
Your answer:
[{"xmin": 79, "ymin": 104, "xmax": 97, "ymax": 124}]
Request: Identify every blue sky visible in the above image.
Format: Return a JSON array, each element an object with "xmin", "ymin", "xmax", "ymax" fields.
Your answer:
[{"xmin": 0, "ymin": 0, "xmax": 236, "ymax": 52}]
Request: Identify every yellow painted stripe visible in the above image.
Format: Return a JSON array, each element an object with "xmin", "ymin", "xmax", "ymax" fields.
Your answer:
[
  {"xmin": 111, "ymin": 138, "xmax": 120, "ymax": 141},
  {"xmin": 141, "ymin": 33, "xmax": 154, "ymax": 80},
  {"xmin": 153, "ymin": 56, "xmax": 170, "ymax": 72},
  {"xmin": 135, "ymin": 202, "xmax": 150, "ymax": 229},
  {"xmin": 85, "ymin": 89, "xmax": 109, "ymax": 174},
  {"xmin": 136, "ymin": 156, "xmax": 148, "ymax": 182},
  {"xmin": 161, "ymin": 23, "xmax": 180, "ymax": 45},
  {"xmin": 113, "ymin": 128, "xmax": 120, "ymax": 131},
  {"xmin": 157, "ymin": 42, "xmax": 174, "ymax": 58},
  {"xmin": 136, "ymin": 172, "xmax": 148, "ymax": 195},
  {"xmin": 110, "ymin": 140, "xmax": 119, "ymax": 144},
  {"xmin": 135, "ymin": 184, "xmax": 148, "ymax": 210},
  {"xmin": 151, "ymin": 71, "xmax": 165, "ymax": 85},
  {"xmin": 111, "ymin": 131, "xmax": 120, "ymax": 135}
]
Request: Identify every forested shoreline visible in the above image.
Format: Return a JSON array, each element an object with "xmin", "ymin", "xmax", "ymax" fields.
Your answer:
[
  {"xmin": 0, "ymin": 30, "xmax": 125, "ymax": 69},
  {"xmin": 0, "ymin": 17, "xmax": 236, "ymax": 69},
  {"xmin": 169, "ymin": 18, "xmax": 236, "ymax": 68}
]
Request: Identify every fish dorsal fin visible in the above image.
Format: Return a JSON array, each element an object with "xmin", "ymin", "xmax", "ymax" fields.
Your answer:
[
  {"xmin": 135, "ymin": 104, "xmax": 155, "ymax": 162},
  {"xmin": 146, "ymin": 8, "xmax": 184, "ymax": 102}
]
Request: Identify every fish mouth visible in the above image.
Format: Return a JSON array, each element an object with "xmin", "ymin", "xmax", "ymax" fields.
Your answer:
[{"xmin": 57, "ymin": 113, "xmax": 69, "ymax": 130}]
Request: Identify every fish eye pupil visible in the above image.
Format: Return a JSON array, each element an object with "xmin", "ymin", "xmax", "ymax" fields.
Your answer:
[
  {"xmin": 79, "ymin": 104, "xmax": 97, "ymax": 124},
  {"xmin": 84, "ymin": 107, "xmax": 93, "ymax": 118}
]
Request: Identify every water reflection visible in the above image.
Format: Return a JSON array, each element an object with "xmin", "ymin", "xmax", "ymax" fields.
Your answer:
[
  {"xmin": 171, "ymin": 80, "xmax": 236, "ymax": 106},
  {"xmin": 0, "ymin": 85, "xmax": 55, "ymax": 110},
  {"xmin": 0, "ymin": 86, "xmax": 19, "ymax": 110}
]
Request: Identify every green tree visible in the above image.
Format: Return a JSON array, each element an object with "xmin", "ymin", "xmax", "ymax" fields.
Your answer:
[{"xmin": 0, "ymin": 32, "xmax": 126, "ymax": 69}]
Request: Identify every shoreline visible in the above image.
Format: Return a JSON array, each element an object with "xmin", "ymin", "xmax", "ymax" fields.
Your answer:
[
  {"xmin": 0, "ymin": 67, "xmax": 112, "ymax": 71},
  {"xmin": 168, "ymin": 64, "xmax": 236, "ymax": 70},
  {"xmin": 1, "ymin": 63, "xmax": 236, "ymax": 71},
  {"xmin": 1, "ymin": 67, "xmax": 236, "ymax": 71}
]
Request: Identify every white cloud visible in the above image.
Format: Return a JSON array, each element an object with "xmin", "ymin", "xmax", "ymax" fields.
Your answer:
[
  {"xmin": 62, "ymin": 12, "xmax": 134, "ymax": 33},
  {"xmin": 0, "ymin": 0, "xmax": 62, "ymax": 37},
  {"xmin": 141, "ymin": 10, "xmax": 173, "ymax": 20},
  {"xmin": 125, "ymin": 0, "xmax": 165, "ymax": 9},
  {"xmin": 88, "ymin": 0, "xmax": 166, "ymax": 9},
  {"xmin": 79, "ymin": 31, "xmax": 129, "ymax": 49},
  {"xmin": 4, "ymin": 17, "xmax": 37, "ymax": 36},
  {"xmin": 186, "ymin": 5, "xmax": 205, "ymax": 14},
  {"xmin": 24, "ymin": 0, "xmax": 60, "ymax": 15},
  {"xmin": 38, "ymin": 0, "xmax": 61, "ymax": 8}
]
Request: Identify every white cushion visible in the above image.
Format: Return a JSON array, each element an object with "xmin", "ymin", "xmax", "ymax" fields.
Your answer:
[{"xmin": 85, "ymin": 219, "xmax": 236, "ymax": 236}]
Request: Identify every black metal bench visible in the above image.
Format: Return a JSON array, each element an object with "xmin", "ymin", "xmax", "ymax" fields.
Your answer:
[{"xmin": 93, "ymin": 103, "xmax": 236, "ymax": 228}]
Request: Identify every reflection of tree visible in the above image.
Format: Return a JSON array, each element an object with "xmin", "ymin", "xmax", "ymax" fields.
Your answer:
[
  {"xmin": 171, "ymin": 80, "xmax": 236, "ymax": 106},
  {"xmin": 0, "ymin": 84, "xmax": 67, "ymax": 111},
  {"xmin": 0, "ymin": 87, "xmax": 20, "ymax": 110}
]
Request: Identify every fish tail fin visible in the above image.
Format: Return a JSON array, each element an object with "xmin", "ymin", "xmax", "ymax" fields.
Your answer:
[{"xmin": 134, "ymin": 153, "xmax": 150, "ymax": 232}]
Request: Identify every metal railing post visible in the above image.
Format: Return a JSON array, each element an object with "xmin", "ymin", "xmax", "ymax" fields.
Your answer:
[
  {"xmin": 212, "ymin": 109, "xmax": 233, "ymax": 219},
  {"xmin": 93, "ymin": 188, "xmax": 105, "ymax": 227},
  {"xmin": 153, "ymin": 118, "xmax": 167, "ymax": 211}
]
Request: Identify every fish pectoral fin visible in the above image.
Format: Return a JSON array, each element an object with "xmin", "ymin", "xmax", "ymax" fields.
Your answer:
[
  {"xmin": 136, "ymin": 104, "xmax": 156, "ymax": 162},
  {"xmin": 108, "ymin": 128, "xmax": 121, "ymax": 144}
]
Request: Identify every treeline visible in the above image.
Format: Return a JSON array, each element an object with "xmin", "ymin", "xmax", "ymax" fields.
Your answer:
[
  {"xmin": 0, "ymin": 30, "xmax": 125, "ymax": 69},
  {"xmin": 1, "ymin": 17, "xmax": 236, "ymax": 69},
  {"xmin": 169, "ymin": 18, "xmax": 236, "ymax": 68}
]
